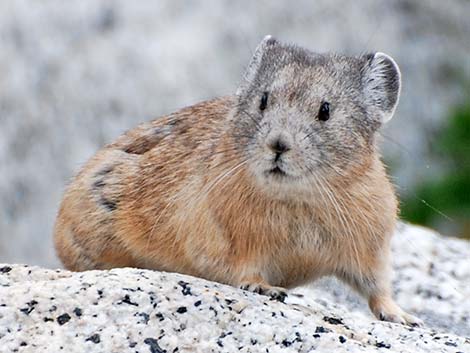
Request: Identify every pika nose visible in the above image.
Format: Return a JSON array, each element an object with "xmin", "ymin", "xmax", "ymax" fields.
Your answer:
[
  {"xmin": 267, "ymin": 136, "xmax": 291, "ymax": 162},
  {"xmin": 269, "ymin": 139, "xmax": 290, "ymax": 154}
]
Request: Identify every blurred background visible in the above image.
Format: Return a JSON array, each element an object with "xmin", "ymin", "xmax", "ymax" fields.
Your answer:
[{"xmin": 1, "ymin": 1, "xmax": 469, "ymax": 268}]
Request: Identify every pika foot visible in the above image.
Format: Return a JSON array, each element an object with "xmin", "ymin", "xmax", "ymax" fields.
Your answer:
[
  {"xmin": 240, "ymin": 282, "xmax": 288, "ymax": 302},
  {"xmin": 369, "ymin": 296, "xmax": 424, "ymax": 327}
]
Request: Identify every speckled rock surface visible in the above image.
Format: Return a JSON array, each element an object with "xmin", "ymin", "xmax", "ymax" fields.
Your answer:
[
  {"xmin": 2, "ymin": 1, "xmax": 470, "ymax": 267},
  {"xmin": 0, "ymin": 224, "xmax": 469, "ymax": 352}
]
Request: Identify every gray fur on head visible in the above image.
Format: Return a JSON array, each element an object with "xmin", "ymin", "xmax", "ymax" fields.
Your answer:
[{"xmin": 232, "ymin": 36, "xmax": 401, "ymax": 195}]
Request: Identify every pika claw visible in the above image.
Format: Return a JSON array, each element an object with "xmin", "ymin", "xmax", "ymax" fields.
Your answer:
[{"xmin": 406, "ymin": 314, "xmax": 424, "ymax": 328}]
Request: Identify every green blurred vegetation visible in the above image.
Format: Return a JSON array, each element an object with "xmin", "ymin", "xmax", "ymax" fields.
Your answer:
[{"xmin": 400, "ymin": 103, "xmax": 470, "ymax": 239}]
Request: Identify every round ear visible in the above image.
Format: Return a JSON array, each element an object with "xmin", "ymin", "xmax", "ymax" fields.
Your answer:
[
  {"xmin": 362, "ymin": 52, "xmax": 401, "ymax": 123},
  {"xmin": 236, "ymin": 35, "xmax": 278, "ymax": 96}
]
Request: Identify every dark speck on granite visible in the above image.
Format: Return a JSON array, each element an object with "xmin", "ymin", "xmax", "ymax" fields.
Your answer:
[
  {"xmin": 177, "ymin": 280, "xmax": 192, "ymax": 296},
  {"xmin": 375, "ymin": 341, "xmax": 391, "ymax": 349},
  {"xmin": 323, "ymin": 316, "xmax": 344, "ymax": 325},
  {"xmin": 57, "ymin": 313, "xmax": 71, "ymax": 325},
  {"xmin": 176, "ymin": 306, "xmax": 187, "ymax": 314},
  {"xmin": 0, "ymin": 266, "xmax": 12, "ymax": 273},
  {"xmin": 120, "ymin": 294, "xmax": 138, "ymax": 306},
  {"xmin": 19, "ymin": 300, "xmax": 38, "ymax": 315},
  {"xmin": 73, "ymin": 307, "xmax": 82, "ymax": 317},
  {"xmin": 315, "ymin": 326, "xmax": 330, "ymax": 333},
  {"xmin": 144, "ymin": 337, "xmax": 165, "ymax": 353},
  {"xmin": 137, "ymin": 312, "xmax": 150, "ymax": 324},
  {"xmin": 86, "ymin": 334, "xmax": 100, "ymax": 344}
]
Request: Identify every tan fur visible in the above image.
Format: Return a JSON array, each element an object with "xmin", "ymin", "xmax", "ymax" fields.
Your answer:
[{"xmin": 54, "ymin": 97, "xmax": 420, "ymax": 325}]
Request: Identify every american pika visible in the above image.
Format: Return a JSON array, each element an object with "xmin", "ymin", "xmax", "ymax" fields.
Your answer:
[{"xmin": 54, "ymin": 36, "xmax": 422, "ymax": 326}]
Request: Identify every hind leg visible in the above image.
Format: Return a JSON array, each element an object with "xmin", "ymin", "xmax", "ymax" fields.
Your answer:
[
  {"xmin": 54, "ymin": 218, "xmax": 139, "ymax": 271},
  {"xmin": 54, "ymin": 225, "xmax": 101, "ymax": 271},
  {"xmin": 54, "ymin": 150, "xmax": 140, "ymax": 271}
]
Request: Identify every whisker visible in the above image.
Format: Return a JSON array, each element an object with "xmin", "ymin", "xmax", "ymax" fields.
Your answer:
[{"xmin": 203, "ymin": 160, "xmax": 249, "ymax": 198}]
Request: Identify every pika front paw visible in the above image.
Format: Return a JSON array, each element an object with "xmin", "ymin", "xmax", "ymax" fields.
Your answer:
[
  {"xmin": 378, "ymin": 310, "xmax": 424, "ymax": 327},
  {"xmin": 240, "ymin": 282, "xmax": 288, "ymax": 302},
  {"xmin": 370, "ymin": 296, "xmax": 424, "ymax": 327}
]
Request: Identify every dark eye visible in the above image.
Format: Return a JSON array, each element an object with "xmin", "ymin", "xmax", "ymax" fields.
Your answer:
[
  {"xmin": 259, "ymin": 91, "xmax": 269, "ymax": 111},
  {"xmin": 318, "ymin": 101, "xmax": 330, "ymax": 121}
]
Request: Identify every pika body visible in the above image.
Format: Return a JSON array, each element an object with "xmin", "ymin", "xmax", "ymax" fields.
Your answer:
[{"xmin": 54, "ymin": 36, "xmax": 422, "ymax": 326}]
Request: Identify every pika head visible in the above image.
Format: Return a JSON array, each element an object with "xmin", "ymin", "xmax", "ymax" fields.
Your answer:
[{"xmin": 231, "ymin": 36, "xmax": 401, "ymax": 198}]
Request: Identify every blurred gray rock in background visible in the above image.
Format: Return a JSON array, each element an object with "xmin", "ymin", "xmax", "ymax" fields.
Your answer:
[{"xmin": 1, "ymin": 1, "xmax": 469, "ymax": 266}]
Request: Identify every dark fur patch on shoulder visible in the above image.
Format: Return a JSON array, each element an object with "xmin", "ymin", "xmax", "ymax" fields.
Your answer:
[
  {"xmin": 99, "ymin": 197, "xmax": 117, "ymax": 212},
  {"xmin": 92, "ymin": 166, "xmax": 118, "ymax": 212},
  {"xmin": 93, "ymin": 179, "xmax": 106, "ymax": 189},
  {"xmin": 96, "ymin": 166, "xmax": 114, "ymax": 176},
  {"xmin": 167, "ymin": 117, "xmax": 181, "ymax": 127},
  {"xmin": 123, "ymin": 141, "xmax": 154, "ymax": 155},
  {"xmin": 93, "ymin": 166, "xmax": 114, "ymax": 189},
  {"xmin": 123, "ymin": 128, "xmax": 164, "ymax": 155}
]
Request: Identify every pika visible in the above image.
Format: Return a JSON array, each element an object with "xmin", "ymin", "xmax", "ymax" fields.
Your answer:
[{"xmin": 54, "ymin": 36, "xmax": 422, "ymax": 326}]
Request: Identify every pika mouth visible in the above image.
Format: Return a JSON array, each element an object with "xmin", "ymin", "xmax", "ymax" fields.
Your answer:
[{"xmin": 266, "ymin": 166, "xmax": 288, "ymax": 177}]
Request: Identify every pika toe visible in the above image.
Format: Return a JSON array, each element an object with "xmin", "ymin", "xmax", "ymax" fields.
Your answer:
[{"xmin": 240, "ymin": 282, "xmax": 287, "ymax": 302}]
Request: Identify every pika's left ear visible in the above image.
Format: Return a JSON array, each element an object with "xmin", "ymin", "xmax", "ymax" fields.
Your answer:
[
  {"xmin": 236, "ymin": 35, "xmax": 278, "ymax": 96},
  {"xmin": 362, "ymin": 52, "xmax": 401, "ymax": 123}
]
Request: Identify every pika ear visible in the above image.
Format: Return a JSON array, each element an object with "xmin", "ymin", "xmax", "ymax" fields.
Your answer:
[
  {"xmin": 236, "ymin": 35, "xmax": 278, "ymax": 96},
  {"xmin": 362, "ymin": 52, "xmax": 401, "ymax": 123}
]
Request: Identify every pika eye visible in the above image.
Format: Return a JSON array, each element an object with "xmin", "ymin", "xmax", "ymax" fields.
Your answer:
[
  {"xmin": 318, "ymin": 101, "xmax": 330, "ymax": 121},
  {"xmin": 259, "ymin": 91, "xmax": 269, "ymax": 111}
]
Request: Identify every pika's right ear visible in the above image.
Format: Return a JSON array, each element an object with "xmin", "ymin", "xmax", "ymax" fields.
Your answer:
[
  {"xmin": 236, "ymin": 35, "xmax": 278, "ymax": 96},
  {"xmin": 361, "ymin": 52, "xmax": 401, "ymax": 123}
]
